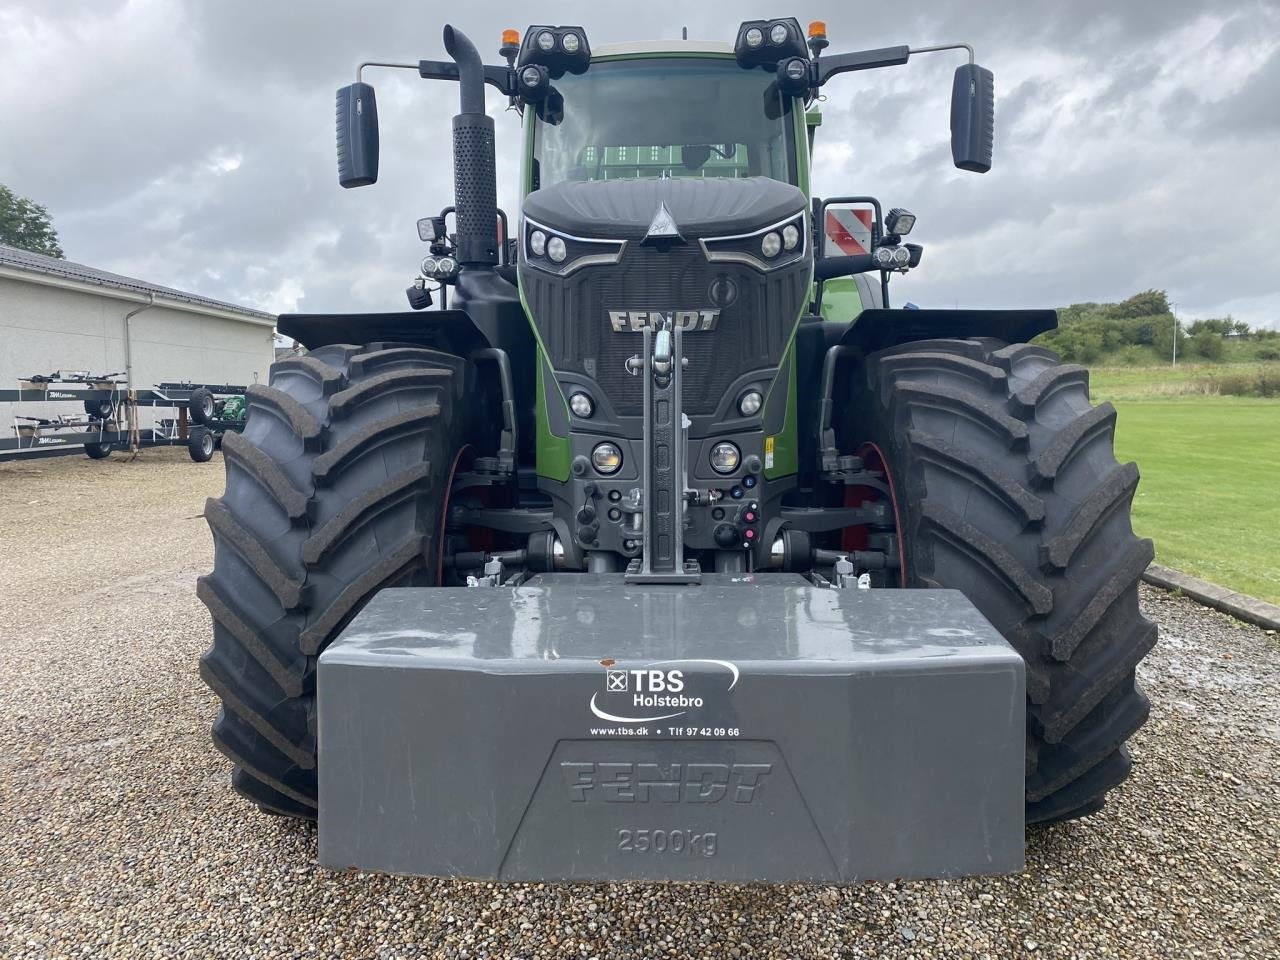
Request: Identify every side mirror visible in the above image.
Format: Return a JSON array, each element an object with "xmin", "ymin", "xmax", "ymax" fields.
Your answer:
[
  {"xmin": 818, "ymin": 199, "xmax": 880, "ymax": 258},
  {"xmin": 336, "ymin": 82, "xmax": 379, "ymax": 187},
  {"xmin": 950, "ymin": 64, "xmax": 994, "ymax": 173}
]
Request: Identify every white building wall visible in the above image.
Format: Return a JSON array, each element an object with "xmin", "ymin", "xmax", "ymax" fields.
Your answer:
[{"xmin": 0, "ymin": 275, "xmax": 274, "ymax": 432}]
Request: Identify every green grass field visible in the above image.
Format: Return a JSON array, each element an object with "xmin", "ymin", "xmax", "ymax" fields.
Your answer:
[{"xmin": 1087, "ymin": 366, "xmax": 1280, "ymax": 604}]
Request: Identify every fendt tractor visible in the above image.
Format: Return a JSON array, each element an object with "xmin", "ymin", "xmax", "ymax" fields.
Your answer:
[{"xmin": 198, "ymin": 19, "xmax": 1157, "ymax": 883}]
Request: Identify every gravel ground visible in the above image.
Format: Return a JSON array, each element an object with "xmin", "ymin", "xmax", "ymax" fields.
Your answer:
[{"xmin": 1, "ymin": 448, "xmax": 1277, "ymax": 960}]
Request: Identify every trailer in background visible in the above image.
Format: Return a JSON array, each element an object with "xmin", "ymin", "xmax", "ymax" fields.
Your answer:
[{"xmin": 1, "ymin": 371, "xmax": 248, "ymax": 462}]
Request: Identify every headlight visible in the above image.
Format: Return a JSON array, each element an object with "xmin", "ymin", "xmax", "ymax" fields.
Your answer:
[
  {"xmin": 524, "ymin": 218, "xmax": 627, "ymax": 274},
  {"xmin": 745, "ymin": 27, "xmax": 764, "ymax": 48},
  {"xmin": 874, "ymin": 246, "xmax": 895, "ymax": 268},
  {"xmin": 709, "ymin": 441, "xmax": 741, "ymax": 475},
  {"xmin": 738, "ymin": 390, "xmax": 763, "ymax": 417},
  {"xmin": 570, "ymin": 392, "xmax": 594, "ymax": 418},
  {"xmin": 592, "ymin": 442, "xmax": 623, "ymax": 474},
  {"xmin": 536, "ymin": 30, "xmax": 555, "ymax": 51},
  {"xmin": 769, "ymin": 23, "xmax": 789, "ymax": 44},
  {"xmin": 561, "ymin": 32, "xmax": 580, "ymax": 53},
  {"xmin": 892, "ymin": 245, "xmax": 911, "ymax": 267},
  {"xmin": 702, "ymin": 212, "xmax": 805, "ymax": 270}
]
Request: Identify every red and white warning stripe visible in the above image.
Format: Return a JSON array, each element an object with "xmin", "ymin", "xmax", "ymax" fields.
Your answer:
[{"xmin": 825, "ymin": 207, "xmax": 874, "ymax": 255}]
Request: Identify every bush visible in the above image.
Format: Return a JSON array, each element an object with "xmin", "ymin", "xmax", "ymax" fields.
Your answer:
[
  {"xmin": 1191, "ymin": 330, "xmax": 1225, "ymax": 360},
  {"xmin": 1257, "ymin": 345, "xmax": 1280, "ymax": 361},
  {"xmin": 1051, "ymin": 328, "xmax": 1105, "ymax": 363},
  {"xmin": 1210, "ymin": 368, "xmax": 1280, "ymax": 397},
  {"xmin": 1260, "ymin": 369, "xmax": 1280, "ymax": 397}
]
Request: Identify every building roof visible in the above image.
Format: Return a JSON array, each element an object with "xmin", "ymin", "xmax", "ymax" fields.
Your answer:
[{"xmin": 0, "ymin": 244, "xmax": 276, "ymax": 324}]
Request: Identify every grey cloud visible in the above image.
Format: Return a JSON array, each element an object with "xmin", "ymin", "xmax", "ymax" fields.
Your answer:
[{"xmin": 0, "ymin": 0, "xmax": 1276, "ymax": 328}]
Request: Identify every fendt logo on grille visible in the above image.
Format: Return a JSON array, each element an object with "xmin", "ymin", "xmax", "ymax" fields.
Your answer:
[{"xmin": 608, "ymin": 309, "xmax": 720, "ymax": 332}]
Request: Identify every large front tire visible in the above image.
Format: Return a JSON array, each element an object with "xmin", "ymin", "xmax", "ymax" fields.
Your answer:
[
  {"xmin": 841, "ymin": 338, "xmax": 1157, "ymax": 824},
  {"xmin": 197, "ymin": 343, "xmax": 471, "ymax": 817}
]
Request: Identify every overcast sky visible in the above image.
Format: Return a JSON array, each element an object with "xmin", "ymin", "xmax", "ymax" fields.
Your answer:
[{"xmin": 2, "ymin": 0, "xmax": 1277, "ymax": 328}]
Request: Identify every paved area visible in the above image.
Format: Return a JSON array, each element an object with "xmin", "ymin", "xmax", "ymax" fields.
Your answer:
[{"xmin": 1, "ymin": 449, "xmax": 1277, "ymax": 959}]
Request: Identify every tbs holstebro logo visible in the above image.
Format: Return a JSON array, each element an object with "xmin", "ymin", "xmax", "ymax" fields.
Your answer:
[{"xmin": 590, "ymin": 659, "xmax": 739, "ymax": 723}]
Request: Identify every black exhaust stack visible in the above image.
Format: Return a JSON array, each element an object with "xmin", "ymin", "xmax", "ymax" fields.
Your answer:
[{"xmin": 443, "ymin": 25, "xmax": 499, "ymax": 268}]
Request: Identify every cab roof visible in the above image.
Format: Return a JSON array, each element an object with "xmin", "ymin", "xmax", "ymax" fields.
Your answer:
[{"xmin": 591, "ymin": 40, "xmax": 734, "ymax": 58}]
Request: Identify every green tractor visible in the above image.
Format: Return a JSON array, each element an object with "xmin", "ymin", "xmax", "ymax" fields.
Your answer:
[{"xmin": 198, "ymin": 18, "xmax": 1155, "ymax": 856}]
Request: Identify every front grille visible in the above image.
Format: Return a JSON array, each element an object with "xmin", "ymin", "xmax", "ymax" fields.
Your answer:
[{"xmin": 522, "ymin": 243, "xmax": 806, "ymax": 417}]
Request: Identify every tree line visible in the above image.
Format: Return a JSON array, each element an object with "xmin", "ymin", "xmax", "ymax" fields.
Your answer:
[
  {"xmin": 1036, "ymin": 290, "xmax": 1278, "ymax": 364},
  {"xmin": 0, "ymin": 183, "xmax": 64, "ymax": 258}
]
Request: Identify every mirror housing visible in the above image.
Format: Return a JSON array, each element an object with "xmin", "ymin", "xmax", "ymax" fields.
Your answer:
[
  {"xmin": 950, "ymin": 64, "xmax": 994, "ymax": 173},
  {"xmin": 336, "ymin": 82, "xmax": 379, "ymax": 188},
  {"xmin": 816, "ymin": 196, "xmax": 882, "ymax": 259}
]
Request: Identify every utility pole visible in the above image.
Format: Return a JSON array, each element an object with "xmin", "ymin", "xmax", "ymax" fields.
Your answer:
[{"xmin": 1171, "ymin": 301, "xmax": 1179, "ymax": 367}]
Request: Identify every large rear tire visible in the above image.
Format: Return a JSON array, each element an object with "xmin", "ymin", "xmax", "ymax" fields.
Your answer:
[
  {"xmin": 197, "ymin": 343, "xmax": 471, "ymax": 817},
  {"xmin": 840, "ymin": 338, "xmax": 1156, "ymax": 824}
]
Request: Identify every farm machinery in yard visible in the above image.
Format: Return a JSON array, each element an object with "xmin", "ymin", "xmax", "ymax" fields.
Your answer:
[
  {"xmin": 197, "ymin": 18, "xmax": 1157, "ymax": 882},
  {"xmin": 0, "ymin": 372, "xmax": 247, "ymax": 462}
]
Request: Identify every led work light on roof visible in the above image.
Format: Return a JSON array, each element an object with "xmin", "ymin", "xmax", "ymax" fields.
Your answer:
[
  {"xmin": 517, "ymin": 64, "xmax": 549, "ymax": 101},
  {"xmin": 519, "ymin": 24, "xmax": 591, "ymax": 79},
  {"xmin": 734, "ymin": 18, "xmax": 808, "ymax": 67},
  {"xmin": 777, "ymin": 56, "xmax": 811, "ymax": 95}
]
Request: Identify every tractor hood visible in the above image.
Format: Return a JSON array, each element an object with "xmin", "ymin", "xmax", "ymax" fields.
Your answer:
[
  {"xmin": 522, "ymin": 176, "xmax": 807, "ymax": 241},
  {"xmin": 517, "ymin": 174, "xmax": 811, "ymax": 424}
]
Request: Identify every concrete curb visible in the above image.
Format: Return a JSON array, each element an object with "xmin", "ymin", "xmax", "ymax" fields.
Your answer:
[{"xmin": 1142, "ymin": 563, "xmax": 1280, "ymax": 631}]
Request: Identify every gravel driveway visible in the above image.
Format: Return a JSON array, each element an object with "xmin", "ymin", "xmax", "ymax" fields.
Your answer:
[{"xmin": 1, "ymin": 449, "xmax": 1277, "ymax": 959}]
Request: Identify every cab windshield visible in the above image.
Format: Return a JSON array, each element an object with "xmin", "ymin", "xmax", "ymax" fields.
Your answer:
[{"xmin": 530, "ymin": 58, "xmax": 796, "ymax": 190}]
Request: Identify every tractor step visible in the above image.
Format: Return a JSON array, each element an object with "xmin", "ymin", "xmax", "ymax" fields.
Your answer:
[{"xmin": 317, "ymin": 574, "xmax": 1025, "ymax": 883}]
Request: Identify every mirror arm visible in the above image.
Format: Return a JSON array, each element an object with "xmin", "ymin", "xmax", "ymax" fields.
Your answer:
[
  {"xmin": 908, "ymin": 42, "xmax": 975, "ymax": 65},
  {"xmin": 356, "ymin": 61, "xmax": 419, "ymax": 81},
  {"xmin": 353, "ymin": 61, "xmax": 516, "ymax": 97},
  {"xmin": 815, "ymin": 41, "xmax": 976, "ymax": 87},
  {"xmin": 815, "ymin": 254, "xmax": 876, "ymax": 281},
  {"xmin": 417, "ymin": 59, "xmax": 517, "ymax": 97},
  {"xmin": 815, "ymin": 45, "xmax": 909, "ymax": 85}
]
